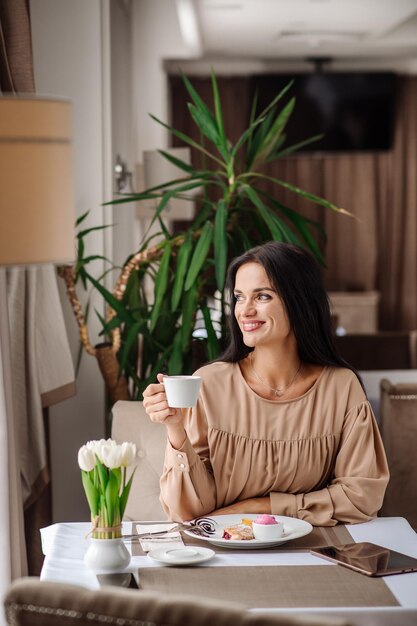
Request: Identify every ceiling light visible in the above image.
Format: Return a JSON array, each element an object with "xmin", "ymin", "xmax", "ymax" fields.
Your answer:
[
  {"xmin": 203, "ymin": 2, "xmax": 243, "ymax": 8},
  {"xmin": 176, "ymin": 0, "xmax": 202, "ymax": 53},
  {"xmin": 276, "ymin": 30, "xmax": 368, "ymax": 43}
]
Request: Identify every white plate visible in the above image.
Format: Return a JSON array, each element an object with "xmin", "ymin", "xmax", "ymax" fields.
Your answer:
[
  {"xmin": 183, "ymin": 514, "xmax": 312, "ymax": 549},
  {"xmin": 147, "ymin": 546, "xmax": 216, "ymax": 565}
]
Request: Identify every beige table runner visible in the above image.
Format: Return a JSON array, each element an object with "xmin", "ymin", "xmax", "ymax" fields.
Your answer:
[{"xmin": 138, "ymin": 565, "xmax": 399, "ymax": 608}]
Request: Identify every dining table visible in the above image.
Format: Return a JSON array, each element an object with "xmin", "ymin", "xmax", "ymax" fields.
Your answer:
[{"xmin": 40, "ymin": 516, "xmax": 417, "ymax": 626}]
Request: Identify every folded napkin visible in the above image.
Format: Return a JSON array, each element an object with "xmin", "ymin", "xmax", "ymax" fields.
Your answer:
[{"xmin": 136, "ymin": 522, "xmax": 184, "ymax": 553}]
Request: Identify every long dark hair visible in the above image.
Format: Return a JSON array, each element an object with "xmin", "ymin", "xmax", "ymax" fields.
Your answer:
[{"xmin": 220, "ymin": 241, "xmax": 357, "ymax": 375}]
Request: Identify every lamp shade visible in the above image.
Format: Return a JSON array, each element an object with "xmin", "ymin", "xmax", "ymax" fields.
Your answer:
[{"xmin": 0, "ymin": 96, "xmax": 75, "ymax": 265}]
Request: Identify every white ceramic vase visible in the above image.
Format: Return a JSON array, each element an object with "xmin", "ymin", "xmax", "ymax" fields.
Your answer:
[{"xmin": 84, "ymin": 537, "xmax": 131, "ymax": 572}]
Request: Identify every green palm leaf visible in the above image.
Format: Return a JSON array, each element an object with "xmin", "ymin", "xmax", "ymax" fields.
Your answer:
[
  {"xmin": 243, "ymin": 186, "xmax": 285, "ymax": 241},
  {"xmin": 171, "ymin": 235, "xmax": 193, "ymax": 311},
  {"xmin": 158, "ymin": 149, "xmax": 196, "ymax": 174},
  {"xmin": 257, "ymin": 189, "xmax": 325, "ymax": 264},
  {"xmin": 182, "ymin": 72, "xmax": 229, "ymax": 159},
  {"xmin": 188, "ymin": 103, "xmax": 221, "ymax": 149},
  {"xmin": 181, "ymin": 283, "xmax": 198, "ymax": 351},
  {"xmin": 83, "ymin": 271, "xmax": 135, "ymax": 325},
  {"xmin": 182, "ymin": 72, "xmax": 217, "ymax": 127},
  {"xmin": 201, "ymin": 302, "xmax": 220, "ymax": 361},
  {"xmin": 242, "ymin": 172, "xmax": 349, "ymax": 214},
  {"xmin": 168, "ymin": 329, "xmax": 183, "ymax": 374},
  {"xmin": 255, "ymin": 79, "xmax": 294, "ymax": 120},
  {"xmin": 211, "ymin": 68, "xmax": 227, "ymax": 149},
  {"xmin": 214, "ymin": 199, "xmax": 228, "ymax": 291},
  {"xmin": 76, "ymin": 210, "xmax": 90, "ymax": 227},
  {"xmin": 149, "ymin": 113, "xmax": 225, "ymax": 167},
  {"xmin": 118, "ymin": 321, "xmax": 147, "ymax": 374},
  {"xmin": 252, "ymin": 97, "xmax": 295, "ymax": 168},
  {"xmin": 232, "ymin": 114, "xmax": 266, "ymax": 159},
  {"xmin": 184, "ymin": 222, "xmax": 213, "ymax": 291},
  {"xmin": 273, "ymin": 133, "xmax": 324, "ymax": 159},
  {"xmin": 150, "ymin": 243, "xmax": 171, "ymax": 331}
]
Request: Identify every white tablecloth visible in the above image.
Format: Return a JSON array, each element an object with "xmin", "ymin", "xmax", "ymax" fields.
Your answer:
[{"xmin": 40, "ymin": 517, "xmax": 417, "ymax": 626}]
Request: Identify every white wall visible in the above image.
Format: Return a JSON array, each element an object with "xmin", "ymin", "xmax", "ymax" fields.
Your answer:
[
  {"xmin": 131, "ymin": 0, "xmax": 191, "ymax": 160},
  {"xmin": 30, "ymin": 0, "xmax": 110, "ymax": 521},
  {"xmin": 131, "ymin": 0, "xmax": 196, "ymax": 241},
  {"xmin": 110, "ymin": 0, "xmax": 136, "ymax": 270}
]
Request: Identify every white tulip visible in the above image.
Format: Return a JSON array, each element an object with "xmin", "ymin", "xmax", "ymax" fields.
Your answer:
[
  {"xmin": 120, "ymin": 442, "xmax": 136, "ymax": 467},
  {"xmin": 86, "ymin": 439, "xmax": 106, "ymax": 462},
  {"xmin": 78, "ymin": 445, "xmax": 96, "ymax": 472},
  {"xmin": 100, "ymin": 441, "xmax": 124, "ymax": 469},
  {"xmin": 87, "ymin": 438, "xmax": 117, "ymax": 463}
]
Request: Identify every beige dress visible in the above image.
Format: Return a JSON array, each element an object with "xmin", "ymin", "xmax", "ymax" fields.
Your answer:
[{"xmin": 160, "ymin": 362, "xmax": 389, "ymax": 525}]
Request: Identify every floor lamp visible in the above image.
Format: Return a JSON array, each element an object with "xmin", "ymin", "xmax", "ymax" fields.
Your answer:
[{"xmin": 0, "ymin": 96, "xmax": 75, "ymax": 580}]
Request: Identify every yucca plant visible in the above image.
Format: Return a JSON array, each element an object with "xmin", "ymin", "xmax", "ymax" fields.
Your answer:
[{"xmin": 61, "ymin": 71, "xmax": 347, "ymax": 402}]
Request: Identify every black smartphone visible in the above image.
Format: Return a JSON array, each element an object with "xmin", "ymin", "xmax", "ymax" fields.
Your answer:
[
  {"xmin": 96, "ymin": 573, "xmax": 139, "ymax": 589},
  {"xmin": 311, "ymin": 542, "xmax": 417, "ymax": 577}
]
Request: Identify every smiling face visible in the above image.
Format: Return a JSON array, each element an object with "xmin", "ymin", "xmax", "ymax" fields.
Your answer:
[{"xmin": 234, "ymin": 262, "xmax": 293, "ymax": 349}]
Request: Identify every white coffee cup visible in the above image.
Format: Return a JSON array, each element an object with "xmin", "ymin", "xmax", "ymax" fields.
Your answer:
[{"xmin": 163, "ymin": 375, "xmax": 202, "ymax": 408}]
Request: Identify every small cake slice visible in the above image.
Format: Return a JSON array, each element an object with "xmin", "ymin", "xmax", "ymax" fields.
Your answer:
[{"xmin": 222, "ymin": 523, "xmax": 254, "ymax": 540}]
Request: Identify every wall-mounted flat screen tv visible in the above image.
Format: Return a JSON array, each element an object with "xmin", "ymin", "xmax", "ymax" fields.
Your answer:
[{"xmin": 250, "ymin": 72, "xmax": 397, "ymax": 152}]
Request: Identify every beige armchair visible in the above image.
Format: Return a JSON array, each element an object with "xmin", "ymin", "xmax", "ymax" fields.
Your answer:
[
  {"xmin": 111, "ymin": 400, "xmax": 167, "ymax": 521},
  {"xmin": 4, "ymin": 577, "xmax": 352, "ymax": 626},
  {"xmin": 380, "ymin": 379, "xmax": 417, "ymax": 529}
]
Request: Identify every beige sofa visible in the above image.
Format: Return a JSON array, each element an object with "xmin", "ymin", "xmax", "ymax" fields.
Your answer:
[
  {"xmin": 380, "ymin": 379, "xmax": 417, "ymax": 530},
  {"xmin": 111, "ymin": 400, "xmax": 167, "ymax": 521}
]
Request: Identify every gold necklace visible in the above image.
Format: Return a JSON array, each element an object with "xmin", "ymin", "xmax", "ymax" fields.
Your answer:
[{"xmin": 249, "ymin": 353, "xmax": 302, "ymax": 397}]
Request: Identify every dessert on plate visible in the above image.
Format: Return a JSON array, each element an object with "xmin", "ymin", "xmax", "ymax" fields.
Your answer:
[
  {"xmin": 222, "ymin": 523, "xmax": 254, "ymax": 540},
  {"xmin": 221, "ymin": 515, "xmax": 284, "ymax": 541},
  {"xmin": 253, "ymin": 514, "xmax": 278, "ymax": 525},
  {"xmin": 252, "ymin": 514, "xmax": 284, "ymax": 540}
]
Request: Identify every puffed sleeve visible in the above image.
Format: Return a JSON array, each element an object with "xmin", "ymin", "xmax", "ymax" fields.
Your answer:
[
  {"xmin": 270, "ymin": 402, "xmax": 390, "ymax": 526},
  {"xmin": 159, "ymin": 399, "xmax": 217, "ymax": 522}
]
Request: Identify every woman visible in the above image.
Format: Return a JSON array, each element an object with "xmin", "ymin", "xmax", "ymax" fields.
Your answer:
[{"xmin": 143, "ymin": 242, "xmax": 389, "ymax": 525}]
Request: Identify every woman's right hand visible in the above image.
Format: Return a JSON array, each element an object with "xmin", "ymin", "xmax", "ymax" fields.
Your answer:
[{"xmin": 142, "ymin": 373, "xmax": 184, "ymax": 426}]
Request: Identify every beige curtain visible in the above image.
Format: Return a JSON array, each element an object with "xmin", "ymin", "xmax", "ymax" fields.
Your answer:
[
  {"xmin": 377, "ymin": 77, "xmax": 417, "ymax": 330},
  {"xmin": 0, "ymin": 272, "xmax": 27, "ymax": 606},
  {"xmin": 0, "ymin": 0, "xmax": 35, "ymax": 93},
  {"xmin": 322, "ymin": 154, "xmax": 379, "ymax": 292},
  {"xmin": 169, "ymin": 74, "xmax": 417, "ymax": 330},
  {"xmin": 7, "ymin": 267, "xmax": 75, "ymax": 576},
  {"xmin": 0, "ymin": 0, "xmax": 33, "ymax": 598}
]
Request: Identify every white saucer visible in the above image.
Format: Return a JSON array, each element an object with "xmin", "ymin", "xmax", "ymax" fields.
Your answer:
[{"xmin": 147, "ymin": 546, "xmax": 215, "ymax": 566}]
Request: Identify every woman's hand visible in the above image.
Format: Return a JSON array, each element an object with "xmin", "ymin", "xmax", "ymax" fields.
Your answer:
[
  {"xmin": 210, "ymin": 496, "xmax": 271, "ymax": 516},
  {"xmin": 142, "ymin": 373, "xmax": 184, "ymax": 426},
  {"xmin": 143, "ymin": 374, "xmax": 188, "ymax": 449}
]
